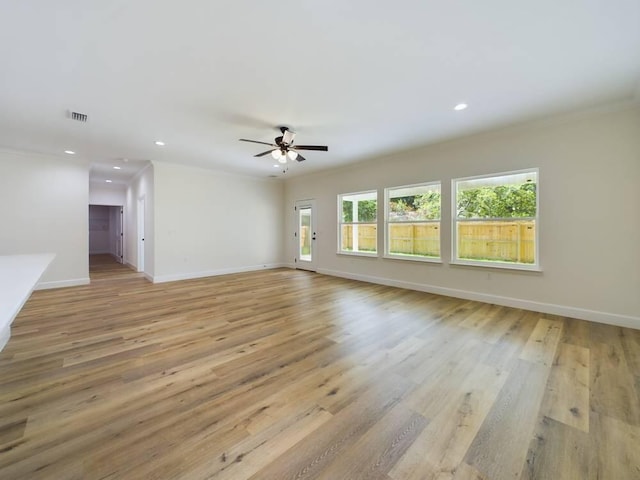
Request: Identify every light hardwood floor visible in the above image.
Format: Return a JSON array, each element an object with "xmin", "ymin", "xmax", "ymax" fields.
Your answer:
[{"xmin": 0, "ymin": 263, "xmax": 639, "ymax": 479}]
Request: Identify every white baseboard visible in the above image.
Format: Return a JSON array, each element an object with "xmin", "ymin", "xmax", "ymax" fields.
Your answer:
[
  {"xmin": 317, "ymin": 268, "xmax": 640, "ymax": 330},
  {"xmin": 151, "ymin": 263, "xmax": 287, "ymax": 284},
  {"xmin": 35, "ymin": 278, "xmax": 90, "ymax": 290}
]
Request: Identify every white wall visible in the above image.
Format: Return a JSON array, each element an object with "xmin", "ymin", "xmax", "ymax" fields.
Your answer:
[
  {"xmin": 89, "ymin": 182, "xmax": 126, "ymax": 206},
  {"xmin": 152, "ymin": 162, "xmax": 285, "ymax": 282},
  {"xmin": 0, "ymin": 149, "xmax": 89, "ymax": 288},
  {"xmin": 124, "ymin": 164, "xmax": 154, "ymax": 277},
  {"xmin": 284, "ymin": 106, "xmax": 640, "ymax": 327}
]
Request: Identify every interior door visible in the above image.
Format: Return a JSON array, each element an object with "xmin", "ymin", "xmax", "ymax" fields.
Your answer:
[{"xmin": 295, "ymin": 200, "xmax": 317, "ymax": 271}]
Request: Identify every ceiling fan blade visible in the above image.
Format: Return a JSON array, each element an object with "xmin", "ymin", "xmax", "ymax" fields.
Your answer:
[
  {"xmin": 255, "ymin": 150, "xmax": 275, "ymax": 157},
  {"xmin": 293, "ymin": 145, "xmax": 328, "ymax": 151},
  {"xmin": 239, "ymin": 139, "xmax": 276, "ymax": 147},
  {"xmin": 295, "ymin": 153, "xmax": 306, "ymax": 162}
]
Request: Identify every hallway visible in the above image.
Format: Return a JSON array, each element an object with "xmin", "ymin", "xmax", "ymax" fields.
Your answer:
[{"xmin": 89, "ymin": 254, "xmax": 144, "ymax": 282}]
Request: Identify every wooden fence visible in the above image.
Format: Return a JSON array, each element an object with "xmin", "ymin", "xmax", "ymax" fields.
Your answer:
[
  {"xmin": 340, "ymin": 225, "xmax": 377, "ymax": 252},
  {"xmin": 457, "ymin": 220, "xmax": 535, "ymax": 263},
  {"xmin": 338, "ymin": 220, "xmax": 535, "ymax": 263},
  {"xmin": 387, "ymin": 224, "xmax": 440, "ymax": 257}
]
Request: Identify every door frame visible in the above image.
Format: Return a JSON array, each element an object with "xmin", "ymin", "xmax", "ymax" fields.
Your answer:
[
  {"xmin": 88, "ymin": 204, "xmax": 124, "ymax": 263},
  {"xmin": 294, "ymin": 199, "xmax": 317, "ymax": 272},
  {"xmin": 117, "ymin": 206, "xmax": 124, "ymax": 263},
  {"xmin": 137, "ymin": 196, "xmax": 145, "ymax": 273}
]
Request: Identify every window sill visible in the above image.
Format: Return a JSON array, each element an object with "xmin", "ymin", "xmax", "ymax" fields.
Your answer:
[
  {"xmin": 450, "ymin": 259, "xmax": 542, "ymax": 272},
  {"xmin": 337, "ymin": 251, "xmax": 378, "ymax": 258},
  {"xmin": 383, "ymin": 255, "xmax": 442, "ymax": 264}
]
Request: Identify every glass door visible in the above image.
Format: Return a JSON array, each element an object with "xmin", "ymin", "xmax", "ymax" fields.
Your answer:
[{"xmin": 295, "ymin": 200, "xmax": 316, "ymax": 271}]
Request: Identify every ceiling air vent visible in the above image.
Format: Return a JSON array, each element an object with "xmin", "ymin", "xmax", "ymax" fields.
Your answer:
[{"xmin": 68, "ymin": 111, "xmax": 88, "ymax": 122}]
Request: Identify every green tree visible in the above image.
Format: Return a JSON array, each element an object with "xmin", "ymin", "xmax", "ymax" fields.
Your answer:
[
  {"xmin": 390, "ymin": 198, "xmax": 408, "ymax": 216},
  {"xmin": 415, "ymin": 192, "xmax": 441, "ymax": 220},
  {"xmin": 342, "ymin": 200, "xmax": 377, "ymax": 222},
  {"xmin": 358, "ymin": 200, "xmax": 377, "ymax": 221},
  {"xmin": 342, "ymin": 200, "xmax": 353, "ymax": 222},
  {"xmin": 457, "ymin": 183, "xmax": 536, "ymax": 218}
]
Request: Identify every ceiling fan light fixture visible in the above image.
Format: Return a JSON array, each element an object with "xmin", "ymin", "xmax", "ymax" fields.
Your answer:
[
  {"xmin": 240, "ymin": 127, "xmax": 327, "ymax": 164},
  {"xmin": 282, "ymin": 129, "xmax": 296, "ymax": 145}
]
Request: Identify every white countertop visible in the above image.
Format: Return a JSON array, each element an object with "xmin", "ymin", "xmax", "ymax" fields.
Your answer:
[{"xmin": 0, "ymin": 253, "xmax": 55, "ymax": 349}]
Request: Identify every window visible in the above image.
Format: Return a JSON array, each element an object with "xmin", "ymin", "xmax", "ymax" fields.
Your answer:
[
  {"xmin": 338, "ymin": 191, "xmax": 377, "ymax": 255},
  {"xmin": 385, "ymin": 182, "xmax": 441, "ymax": 261},
  {"xmin": 453, "ymin": 169, "xmax": 538, "ymax": 270}
]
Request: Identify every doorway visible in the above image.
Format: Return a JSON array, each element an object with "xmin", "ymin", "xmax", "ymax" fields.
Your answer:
[
  {"xmin": 89, "ymin": 205, "xmax": 123, "ymax": 263},
  {"xmin": 295, "ymin": 199, "xmax": 317, "ymax": 271},
  {"xmin": 89, "ymin": 204, "xmax": 132, "ymax": 280}
]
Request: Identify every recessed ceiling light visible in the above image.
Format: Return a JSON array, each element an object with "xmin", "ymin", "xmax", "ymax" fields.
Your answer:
[
  {"xmin": 273, "ymin": 164, "xmax": 279, "ymax": 168},
  {"xmin": 105, "ymin": 180, "xmax": 112, "ymax": 183},
  {"xmin": 155, "ymin": 141, "xmax": 165, "ymax": 146},
  {"xmin": 454, "ymin": 103, "xmax": 468, "ymax": 111},
  {"xmin": 64, "ymin": 150, "xmax": 76, "ymax": 155},
  {"xmin": 113, "ymin": 166, "xmax": 121, "ymax": 170}
]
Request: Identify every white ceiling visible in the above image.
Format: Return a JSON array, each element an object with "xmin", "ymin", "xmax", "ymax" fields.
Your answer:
[{"xmin": 1, "ymin": 1, "xmax": 639, "ymax": 182}]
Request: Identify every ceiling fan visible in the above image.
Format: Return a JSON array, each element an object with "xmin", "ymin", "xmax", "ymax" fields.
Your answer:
[{"xmin": 239, "ymin": 126, "xmax": 328, "ymax": 164}]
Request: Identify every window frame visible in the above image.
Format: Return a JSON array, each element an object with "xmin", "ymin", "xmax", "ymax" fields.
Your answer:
[
  {"xmin": 337, "ymin": 190, "xmax": 379, "ymax": 257},
  {"xmin": 451, "ymin": 168, "xmax": 540, "ymax": 271},
  {"xmin": 384, "ymin": 181, "xmax": 442, "ymax": 263}
]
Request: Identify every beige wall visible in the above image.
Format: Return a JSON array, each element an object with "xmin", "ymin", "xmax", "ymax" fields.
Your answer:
[
  {"xmin": 152, "ymin": 162, "xmax": 285, "ymax": 282},
  {"xmin": 0, "ymin": 149, "xmax": 89, "ymax": 287},
  {"xmin": 284, "ymin": 106, "xmax": 640, "ymax": 327}
]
